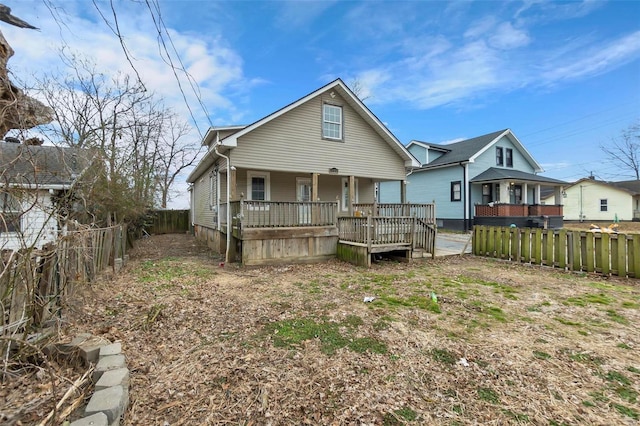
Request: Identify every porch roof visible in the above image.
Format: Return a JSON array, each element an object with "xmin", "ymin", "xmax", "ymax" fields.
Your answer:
[{"xmin": 470, "ymin": 167, "xmax": 567, "ymax": 185}]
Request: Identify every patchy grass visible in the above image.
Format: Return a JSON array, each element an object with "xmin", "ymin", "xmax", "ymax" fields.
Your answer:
[
  {"xmin": 263, "ymin": 316, "xmax": 387, "ymax": 356},
  {"xmin": 42, "ymin": 235, "xmax": 640, "ymax": 426}
]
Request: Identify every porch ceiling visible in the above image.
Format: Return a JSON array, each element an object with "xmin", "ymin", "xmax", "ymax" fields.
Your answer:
[{"xmin": 470, "ymin": 167, "xmax": 567, "ymax": 185}]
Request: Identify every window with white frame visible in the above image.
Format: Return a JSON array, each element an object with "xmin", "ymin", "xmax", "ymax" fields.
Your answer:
[
  {"xmin": 323, "ymin": 104, "xmax": 343, "ymax": 140},
  {"xmin": 247, "ymin": 171, "xmax": 270, "ymax": 201},
  {"xmin": 0, "ymin": 191, "xmax": 21, "ymax": 233},
  {"xmin": 600, "ymin": 199, "xmax": 608, "ymax": 212}
]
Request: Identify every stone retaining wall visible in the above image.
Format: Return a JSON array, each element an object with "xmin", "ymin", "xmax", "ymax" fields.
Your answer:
[{"xmin": 48, "ymin": 334, "xmax": 130, "ymax": 426}]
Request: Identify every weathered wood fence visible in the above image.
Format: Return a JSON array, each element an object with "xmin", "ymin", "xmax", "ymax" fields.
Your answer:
[
  {"xmin": 146, "ymin": 209, "xmax": 190, "ymax": 234},
  {"xmin": 473, "ymin": 225, "xmax": 640, "ymax": 278},
  {"xmin": 1, "ymin": 225, "xmax": 127, "ymax": 350}
]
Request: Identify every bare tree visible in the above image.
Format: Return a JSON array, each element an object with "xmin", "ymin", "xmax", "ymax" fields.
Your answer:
[
  {"xmin": 601, "ymin": 122, "xmax": 640, "ymax": 180},
  {"xmin": 33, "ymin": 52, "xmax": 199, "ymax": 224},
  {"xmin": 348, "ymin": 78, "xmax": 371, "ymax": 102},
  {"xmin": 155, "ymin": 113, "xmax": 200, "ymax": 208}
]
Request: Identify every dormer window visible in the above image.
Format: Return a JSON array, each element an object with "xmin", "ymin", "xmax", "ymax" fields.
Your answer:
[{"xmin": 323, "ymin": 104, "xmax": 342, "ymax": 140}]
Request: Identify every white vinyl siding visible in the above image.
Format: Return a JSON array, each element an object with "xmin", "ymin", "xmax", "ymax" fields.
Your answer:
[{"xmin": 549, "ymin": 181, "xmax": 632, "ymax": 221}]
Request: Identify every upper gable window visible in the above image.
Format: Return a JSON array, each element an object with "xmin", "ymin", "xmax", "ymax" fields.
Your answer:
[
  {"xmin": 323, "ymin": 104, "xmax": 342, "ymax": 140},
  {"xmin": 496, "ymin": 147, "xmax": 504, "ymax": 166},
  {"xmin": 506, "ymin": 148, "xmax": 513, "ymax": 168}
]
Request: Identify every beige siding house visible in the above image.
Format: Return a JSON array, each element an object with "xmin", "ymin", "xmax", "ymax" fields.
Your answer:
[
  {"xmin": 187, "ymin": 79, "xmax": 421, "ymax": 265},
  {"xmin": 543, "ymin": 178, "xmax": 640, "ymax": 222}
]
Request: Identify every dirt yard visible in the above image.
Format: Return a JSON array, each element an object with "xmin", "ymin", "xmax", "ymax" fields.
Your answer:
[{"xmin": 5, "ymin": 233, "xmax": 640, "ymax": 425}]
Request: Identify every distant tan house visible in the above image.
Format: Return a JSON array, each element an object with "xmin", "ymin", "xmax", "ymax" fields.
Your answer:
[
  {"xmin": 543, "ymin": 177, "xmax": 640, "ymax": 222},
  {"xmin": 187, "ymin": 78, "xmax": 427, "ymax": 266}
]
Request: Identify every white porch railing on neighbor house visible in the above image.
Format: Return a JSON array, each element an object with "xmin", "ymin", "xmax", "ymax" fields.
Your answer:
[{"xmin": 220, "ymin": 200, "xmax": 339, "ymax": 228}]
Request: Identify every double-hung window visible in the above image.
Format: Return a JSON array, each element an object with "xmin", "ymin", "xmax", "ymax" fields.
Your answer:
[
  {"xmin": 247, "ymin": 171, "xmax": 270, "ymax": 202},
  {"xmin": 496, "ymin": 147, "xmax": 504, "ymax": 166},
  {"xmin": 506, "ymin": 148, "xmax": 513, "ymax": 167},
  {"xmin": 451, "ymin": 181, "xmax": 462, "ymax": 202},
  {"xmin": 0, "ymin": 191, "xmax": 21, "ymax": 233},
  {"xmin": 600, "ymin": 199, "xmax": 608, "ymax": 212},
  {"xmin": 323, "ymin": 104, "xmax": 342, "ymax": 140}
]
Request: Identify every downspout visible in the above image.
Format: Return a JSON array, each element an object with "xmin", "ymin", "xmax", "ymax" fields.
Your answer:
[
  {"xmin": 460, "ymin": 162, "xmax": 469, "ymax": 231},
  {"xmin": 214, "ymin": 143, "xmax": 231, "ymax": 264}
]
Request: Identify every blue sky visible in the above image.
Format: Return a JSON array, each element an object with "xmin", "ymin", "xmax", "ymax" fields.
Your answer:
[{"xmin": 5, "ymin": 0, "xmax": 640, "ymax": 208}]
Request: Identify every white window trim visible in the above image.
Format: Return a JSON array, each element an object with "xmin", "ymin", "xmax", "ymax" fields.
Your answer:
[
  {"xmin": 323, "ymin": 104, "xmax": 343, "ymax": 140},
  {"xmin": 0, "ymin": 191, "xmax": 22, "ymax": 234},
  {"xmin": 247, "ymin": 170, "xmax": 271, "ymax": 210},
  {"xmin": 341, "ymin": 177, "xmax": 358, "ymax": 212}
]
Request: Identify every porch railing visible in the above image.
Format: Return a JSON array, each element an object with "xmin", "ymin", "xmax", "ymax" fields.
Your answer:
[
  {"xmin": 223, "ymin": 200, "xmax": 339, "ymax": 228},
  {"xmin": 354, "ymin": 203, "xmax": 436, "ymax": 223},
  {"xmin": 338, "ymin": 215, "xmax": 434, "ymax": 251},
  {"xmin": 475, "ymin": 204, "xmax": 563, "ymax": 217}
]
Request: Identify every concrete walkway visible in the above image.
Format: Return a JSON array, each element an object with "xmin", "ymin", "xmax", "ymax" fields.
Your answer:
[{"xmin": 435, "ymin": 232, "xmax": 473, "ymax": 257}]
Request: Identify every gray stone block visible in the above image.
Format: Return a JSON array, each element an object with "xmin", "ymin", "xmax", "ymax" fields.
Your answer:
[
  {"xmin": 84, "ymin": 385, "xmax": 127, "ymax": 424},
  {"xmin": 75, "ymin": 335, "xmax": 112, "ymax": 363},
  {"xmin": 93, "ymin": 354, "xmax": 127, "ymax": 382},
  {"xmin": 69, "ymin": 412, "xmax": 109, "ymax": 426},
  {"xmin": 95, "ymin": 367, "xmax": 129, "ymax": 391},
  {"xmin": 99, "ymin": 342, "xmax": 122, "ymax": 358}
]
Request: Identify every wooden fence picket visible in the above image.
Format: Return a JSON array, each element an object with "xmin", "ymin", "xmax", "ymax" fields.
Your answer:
[{"xmin": 472, "ymin": 225, "xmax": 640, "ymax": 278}]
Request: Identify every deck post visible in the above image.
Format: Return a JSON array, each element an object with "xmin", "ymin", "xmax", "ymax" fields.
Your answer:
[
  {"xmin": 400, "ymin": 180, "xmax": 407, "ymax": 204},
  {"xmin": 367, "ymin": 214, "xmax": 372, "ymax": 253}
]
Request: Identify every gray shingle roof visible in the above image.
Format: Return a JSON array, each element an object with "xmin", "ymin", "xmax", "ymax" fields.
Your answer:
[
  {"xmin": 419, "ymin": 129, "xmax": 508, "ymax": 168},
  {"xmin": 0, "ymin": 142, "xmax": 94, "ymax": 187},
  {"xmin": 611, "ymin": 180, "xmax": 640, "ymax": 195},
  {"xmin": 470, "ymin": 167, "xmax": 567, "ymax": 185}
]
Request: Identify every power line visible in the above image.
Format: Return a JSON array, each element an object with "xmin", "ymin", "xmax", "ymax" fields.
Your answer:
[{"xmin": 144, "ymin": 0, "xmax": 212, "ymax": 139}]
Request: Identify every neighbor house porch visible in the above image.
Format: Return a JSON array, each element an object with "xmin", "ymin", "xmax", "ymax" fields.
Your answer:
[{"xmin": 470, "ymin": 170, "xmax": 566, "ymax": 229}]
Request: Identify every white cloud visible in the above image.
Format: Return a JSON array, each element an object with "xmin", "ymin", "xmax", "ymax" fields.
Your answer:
[
  {"xmin": 488, "ymin": 22, "xmax": 530, "ymax": 50},
  {"xmin": 540, "ymin": 31, "xmax": 640, "ymax": 85}
]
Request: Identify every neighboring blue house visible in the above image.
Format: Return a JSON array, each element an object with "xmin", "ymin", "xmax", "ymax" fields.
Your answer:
[{"xmin": 379, "ymin": 129, "xmax": 567, "ymax": 231}]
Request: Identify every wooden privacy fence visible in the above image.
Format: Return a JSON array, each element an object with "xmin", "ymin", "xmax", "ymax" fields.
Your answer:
[
  {"xmin": 147, "ymin": 209, "xmax": 190, "ymax": 234},
  {"xmin": 473, "ymin": 225, "xmax": 640, "ymax": 278},
  {"xmin": 1, "ymin": 225, "xmax": 127, "ymax": 350}
]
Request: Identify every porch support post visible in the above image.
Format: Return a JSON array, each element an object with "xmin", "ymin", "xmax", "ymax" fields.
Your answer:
[
  {"xmin": 311, "ymin": 172, "xmax": 319, "ymax": 223},
  {"xmin": 554, "ymin": 186, "xmax": 564, "ymax": 205},
  {"xmin": 229, "ymin": 167, "xmax": 237, "ymax": 200},
  {"xmin": 311, "ymin": 173, "xmax": 319, "ymax": 201},
  {"xmin": 535, "ymin": 184, "xmax": 541, "ymax": 204},
  {"xmin": 500, "ymin": 182, "xmax": 510, "ymax": 203},
  {"xmin": 522, "ymin": 183, "xmax": 528, "ymax": 204},
  {"xmin": 348, "ymin": 175, "xmax": 355, "ymax": 215},
  {"xmin": 400, "ymin": 180, "xmax": 407, "ymax": 204}
]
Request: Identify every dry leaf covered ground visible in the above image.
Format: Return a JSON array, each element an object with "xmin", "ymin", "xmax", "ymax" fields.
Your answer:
[{"xmin": 7, "ymin": 232, "xmax": 640, "ymax": 425}]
